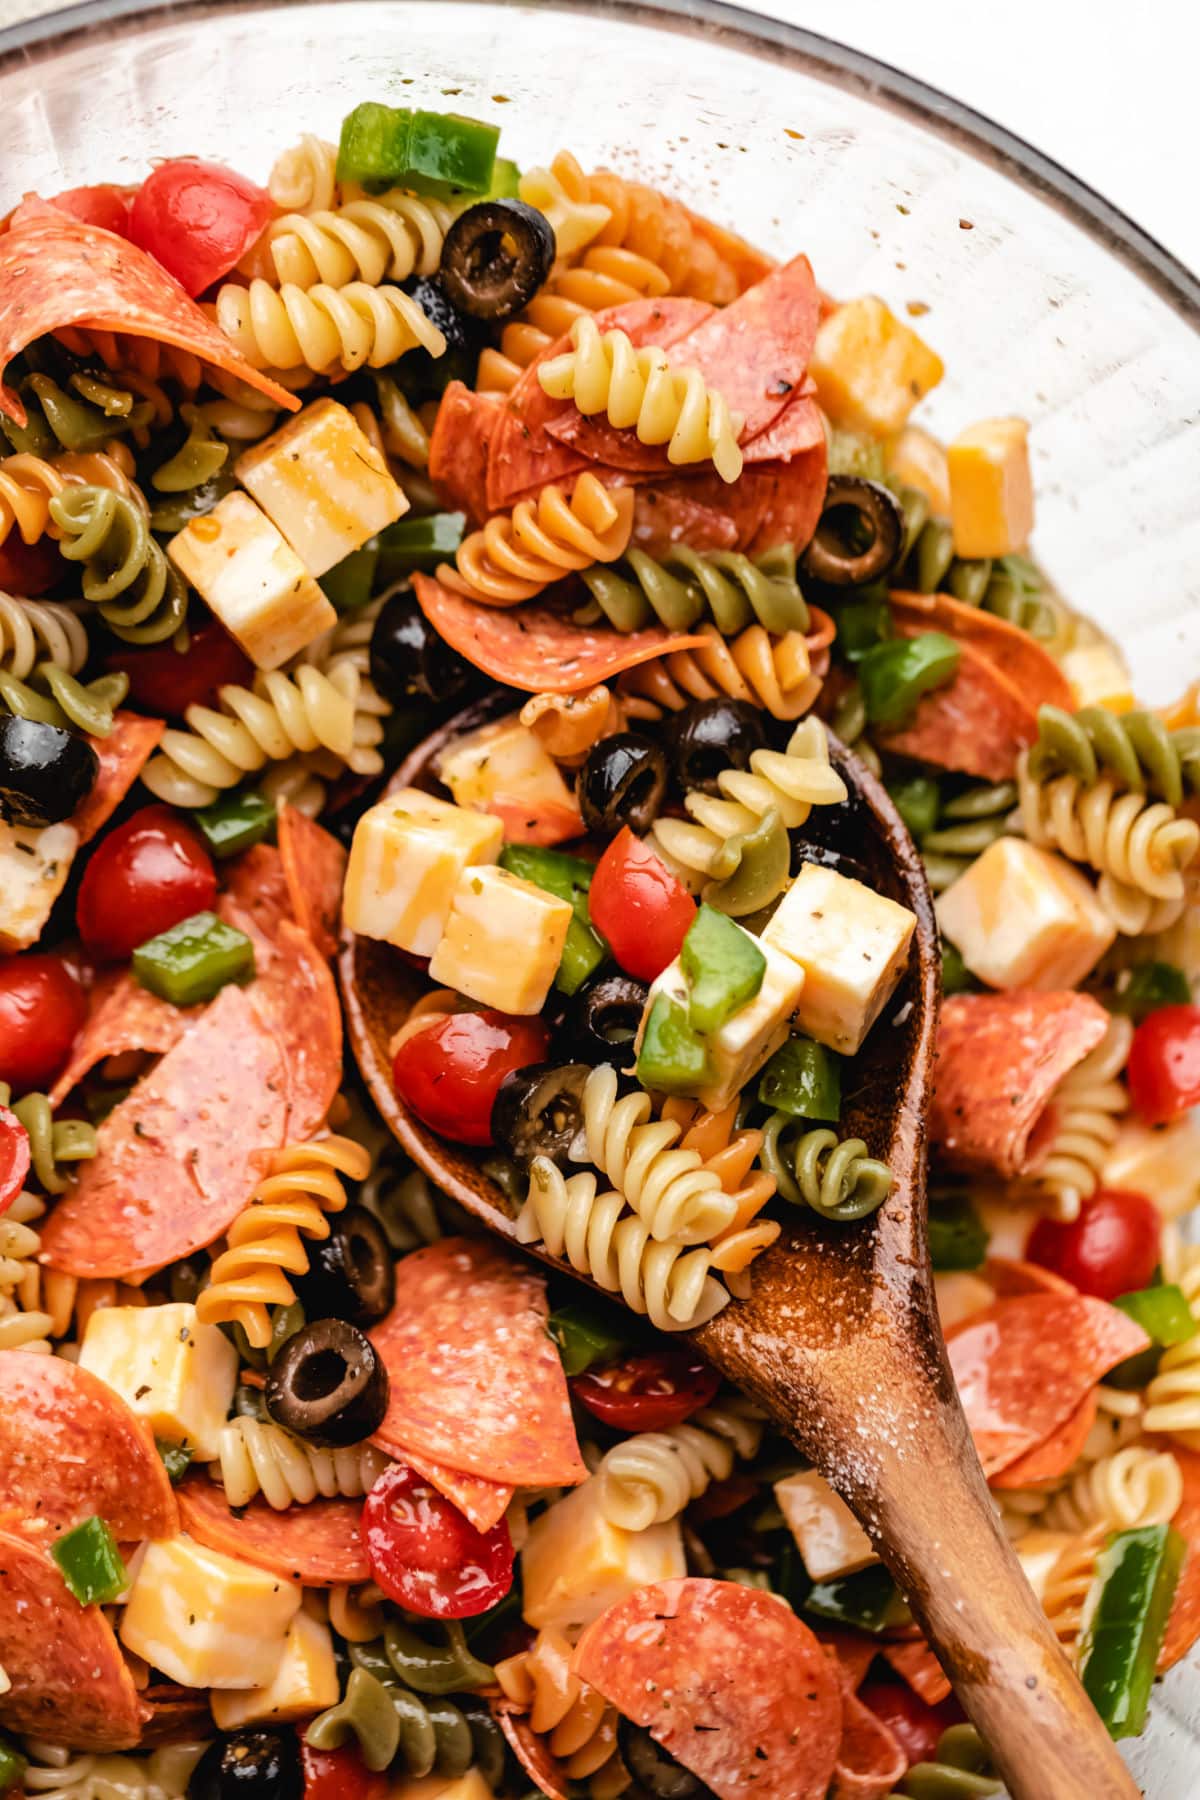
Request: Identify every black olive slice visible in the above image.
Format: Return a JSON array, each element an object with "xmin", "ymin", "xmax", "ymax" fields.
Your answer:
[
  {"xmin": 0, "ymin": 715, "xmax": 98, "ymax": 827},
  {"xmin": 579, "ymin": 732, "xmax": 669, "ymax": 835},
  {"xmin": 800, "ymin": 475, "xmax": 905, "ymax": 587},
  {"xmin": 189, "ymin": 1729, "xmax": 302, "ymax": 1800},
  {"xmin": 617, "ymin": 1719, "xmax": 712, "ymax": 1800},
  {"xmin": 401, "ymin": 275, "xmax": 487, "ymax": 400},
  {"xmin": 265, "ymin": 1318, "xmax": 388, "ymax": 1448},
  {"xmin": 296, "ymin": 1205, "xmax": 395, "ymax": 1329},
  {"xmin": 369, "ymin": 583, "xmax": 479, "ymax": 706},
  {"xmin": 491, "ymin": 1062, "xmax": 590, "ymax": 1167},
  {"xmin": 668, "ymin": 699, "xmax": 766, "ymax": 796},
  {"xmin": 439, "ymin": 199, "xmax": 556, "ymax": 321},
  {"xmin": 566, "ymin": 972, "xmax": 649, "ymax": 1066}
]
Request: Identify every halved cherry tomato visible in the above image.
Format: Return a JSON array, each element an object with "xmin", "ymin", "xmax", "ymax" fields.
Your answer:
[
  {"xmin": 0, "ymin": 953, "xmax": 87, "ymax": 1093},
  {"xmin": 587, "ymin": 827, "xmax": 696, "ymax": 983},
  {"xmin": 687, "ymin": 1472, "xmax": 760, "ymax": 1522},
  {"xmin": 1027, "ymin": 1189, "xmax": 1161, "ymax": 1301},
  {"xmin": 571, "ymin": 1348, "xmax": 721, "ymax": 1431},
  {"xmin": 49, "ymin": 182, "xmax": 135, "ymax": 236},
  {"xmin": 1127, "ymin": 1004, "xmax": 1200, "ymax": 1126},
  {"xmin": 76, "ymin": 805, "xmax": 217, "ymax": 962},
  {"xmin": 858, "ymin": 1679, "xmax": 963, "ymax": 1765},
  {"xmin": 392, "ymin": 1009, "xmax": 549, "ymax": 1147},
  {"xmin": 110, "ymin": 620, "xmax": 252, "ymax": 721},
  {"xmin": 0, "ymin": 1109, "xmax": 31, "ymax": 1217},
  {"xmin": 127, "ymin": 158, "xmax": 272, "ymax": 296},
  {"xmin": 0, "ymin": 534, "xmax": 64, "ymax": 597},
  {"xmin": 301, "ymin": 1742, "xmax": 388, "ymax": 1800},
  {"xmin": 362, "ymin": 1461, "xmax": 514, "ymax": 1619}
]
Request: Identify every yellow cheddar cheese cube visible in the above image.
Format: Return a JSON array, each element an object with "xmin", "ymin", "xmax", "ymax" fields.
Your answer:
[
  {"xmin": 1060, "ymin": 642, "xmax": 1135, "ymax": 715},
  {"xmin": 774, "ymin": 1471, "xmax": 877, "ymax": 1581},
  {"xmin": 343, "ymin": 788, "xmax": 503, "ymax": 956},
  {"xmin": 810, "ymin": 296, "xmax": 944, "ymax": 437},
  {"xmin": 235, "ymin": 398, "xmax": 407, "ymax": 578},
  {"xmin": 1102, "ymin": 1115, "xmax": 1200, "ymax": 1222},
  {"xmin": 436, "ymin": 717, "xmax": 580, "ymax": 842},
  {"xmin": 886, "ymin": 424, "xmax": 951, "ymax": 517},
  {"xmin": 429, "ymin": 864, "xmax": 571, "ymax": 1015},
  {"xmin": 522, "ymin": 1477, "xmax": 685, "ymax": 1638},
  {"xmin": 947, "ymin": 416, "xmax": 1034, "ymax": 559},
  {"xmin": 762, "ymin": 862, "xmax": 916, "ymax": 1054},
  {"xmin": 211, "ymin": 1610, "xmax": 339, "ymax": 1727},
  {"xmin": 936, "ymin": 837, "xmax": 1115, "ymax": 991},
  {"xmin": 168, "ymin": 491, "xmax": 335, "ymax": 670},
  {"xmin": 79, "ymin": 1302, "xmax": 237, "ymax": 1461},
  {"xmin": 0, "ymin": 820, "xmax": 77, "ymax": 953},
  {"xmin": 120, "ymin": 1535, "xmax": 300, "ymax": 1689}
]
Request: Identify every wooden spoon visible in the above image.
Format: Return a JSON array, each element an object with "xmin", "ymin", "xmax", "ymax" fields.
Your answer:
[{"xmin": 340, "ymin": 694, "xmax": 1138, "ymax": 1800}]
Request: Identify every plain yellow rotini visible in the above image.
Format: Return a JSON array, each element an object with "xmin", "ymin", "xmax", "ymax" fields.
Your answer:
[
  {"xmin": 20, "ymin": 1738, "xmax": 209, "ymax": 1800},
  {"xmin": 267, "ymin": 135, "xmax": 340, "ymax": 213},
  {"xmin": 302, "ymin": 1582, "xmax": 388, "ymax": 1645},
  {"xmin": 211, "ymin": 280, "xmax": 446, "ymax": 375},
  {"xmin": 294, "ymin": 594, "xmax": 392, "ymax": 780},
  {"xmin": 216, "ymin": 1415, "xmax": 390, "ymax": 1510},
  {"xmin": 597, "ymin": 1393, "xmax": 764, "ymax": 1530},
  {"xmin": 1039, "ymin": 1445, "xmax": 1183, "ymax": 1534},
  {"xmin": 247, "ymin": 194, "xmax": 458, "ymax": 290},
  {"xmin": 619, "ymin": 624, "xmax": 822, "ymax": 723},
  {"xmin": 0, "ymin": 1193, "xmax": 53, "ymax": 1354},
  {"xmin": 476, "ymin": 245, "xmax": 672, "ymax": 394},
  {"xmin": 1142, "ymin": 1227, "xmax": 1200, "ymax": 1450},
  {"xmin": 1031, "ymin": 1014, "xmax": 1132, "ymax": 1222},
  {"xmin": 351, "ymin": 384, "xmax": 431, "ymax": 472},
  {"xmin": 0, "ymin": 594, "xmax": 89, "ymax": 680},
  {"xmin": 494, "ymin": 1627, "xmax": 627, "ymax": 1797},
  {"xmin": 581, "ymin": 1063, "xmax": 735, "ymax": 1245},
  {"xmin": 437, "ymin": 474, "xmax": 635, "ymax": 606},
  {"xmin": 517, "ymin": 156, "xmax": 613, "ymax": 259}
]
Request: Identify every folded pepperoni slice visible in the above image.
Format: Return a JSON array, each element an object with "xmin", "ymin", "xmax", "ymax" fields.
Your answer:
[
  {"xmin": 929, "ymin": 991, "xmax": 1110, "ymax": 1179},
  {"xmin": 877, "ymin": 1641, "xmax": 953, "ymax": 1708},
  {"xmin": 750, "ymin": 449, "xmax": 828, "ymax": 554},
  {"xmin": 982, "ymin": 1257, "xmax": 1078, "ymax": 1300},
  {"xmin": 889, "ymin": 591, "xmax": 1074, "ymax": 712},
  {"xmin": 177, "ymin": 1478, "xmax": 368, "ymax": 1586},
  {"xmin": 989, "ymin": 1389, "xmax": 1098, "ymax": 1490},
  {"xmin": 827, "ymin": 1661, "xmax": 907, "ymax": 1800},
  {"xmin": 815, "ymin": 1628, "xmax": 878, "ymax": 1695},
  {"xmin": 491, "ymin": 1704, "xmax": 570, "ymax": 1800},
  {"xmin": 739, "ymin": 382, "xmax": 822, "ymax": 463},
  {"xmin": 216, "ymin": 907, "xmax": 342, "ymax": 1143},
  {"xmin": 370, "ymin": 1237, "xmax": 585, "ymax": 1489},
  {"xmin": 219, "ymin": 841, "xmax": 293, "ymax": 940},
  {"xmin": 48, "ymin": 967, "xmax": 200, "ymax": 1107},
  {"xmin": 429, "ymin": 381, "xmax": 502, "ymax": 525},
  {"xmin": 667, "ymin": 254, "xmax": 821, "ymax": 441},
  {"xmin": 574, "ymin": 1577, "xmax": 842, "ymax": 1800},
  {"xmin": 630, "ymin": 479, "xmax": 741, "ymax": 554},
  {"xmin": 1159, "ymin": 1447, "xmax": 1200, "ymax": 1672},
  {"xmin": 397, "ymin": 1448, "xmax": 514, "ymax": 1535},
  {"xmin": 277, "ymin": 801, "xmax": 347, "ymax": 962},
  {"xmin": 0, "ymin": 1352, "xmax": 177, "ymax": 1541},
  {"xmin": 73, "ymin": 712, "xmax": 165, "ymax": 845}
]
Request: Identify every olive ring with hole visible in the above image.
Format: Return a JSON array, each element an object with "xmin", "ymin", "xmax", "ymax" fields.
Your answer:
[
  {"xmin": 296, "ymin": 1205, "xmax": 396, "ymax": 1329},
  {"xmin": 491, "ymin": 1062, "xmax": 590, "ymax": 1167},
  {"xmin": 438, "ymin": 199, "xmax": 557, "ymax": 321},
  {"xmin": 668, "ymin": 698, "xmax": 767, "ymax": 796},
  {"xmin": 265, "ymin": 1317, "xmax": 389, "ymax": 1447},
  {"xmin": 564, "ymin": 972, "xmax": 649, "ymax": 1066},
  {"xmin": 579, "ymin": 732, "xmax": 669, "ymax": 835},
  {"xmin": 800, "ymin": 475, "xmax": 905, "ymax": 587}
]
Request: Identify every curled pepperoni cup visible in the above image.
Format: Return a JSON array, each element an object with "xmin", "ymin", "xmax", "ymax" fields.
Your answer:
[{"xmin": 362, "ymin": 1461, "xmax": 514, "ymax": 1619}]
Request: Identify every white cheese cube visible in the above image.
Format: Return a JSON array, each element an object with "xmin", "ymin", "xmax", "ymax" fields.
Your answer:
[
  {"xmin": 211, "ymin": 1610, "xmax": 339, "ymax": 1727},
  {"xmin": 637, "ymin": 933, "xmax": 806, "ymax": 1111},
  {"xmin": 1102, "ymin": 1115, "xmax": 1200, "ymax": 1222},
  {"xmin": 436, "ymin": 716, "xmax": 581, "ymax": 843},
  {"xmin": 521, "ymin": 1476, "xmax": 685, "ymax": 1637},
  {"xmin": 429, "ymin": 864, "xmax": 572, "ymax": 1015},
  {"xmin": 343, "ymin": 788, "xmax": 503, "ymax": 956},
  {"xmin": 168, "ymin": 491, "xmax": 335, "ymax": 670},
  {"xmin": 0, "ymin": 820, "xmax": 76, "ymax": 952},
  {"xmin": 774, "ymin": 1470, "xmax": 878, "ymax": 1581},
  {"xmin": 79, "ymin": 1302, "xmax": 237, "ymax": 1461},
  {"xmin": 1060, "ymin": 643, "xmax": 1134, "ymax": 714},
  {"xmin": 936, "ymin": 837, "xmax": 1115, "ymax": 991},
  {"xmin": 120, "ymin": 1535, "xmax": 300, "ymax": 1689},
  {"xmin": 235, "ymin": 398, "xmax": 406, "ymax": 577},
  {"xmin": 762, "ymin": 862, "xmax": 917, "ymax": 1054}
]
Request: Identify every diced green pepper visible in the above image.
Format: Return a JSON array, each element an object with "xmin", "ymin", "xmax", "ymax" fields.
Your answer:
[
  {"xmin": 194, "ymin": 790, "xmax": 276, "ymax": 860},
  {"xmin": 337, "ymin": 101, "xmax": 410, "ymax": 185},
  {"xmin": 858, "ymin": 631, "xmax": 961, "ymax": 726},
  {"xmin": 799, "ymin": 1562, "xmax": 911, "ymax": 1635},
  {"xmin": 826, "ymin": 428, "xmax": 886, "ymax": 481},
  {"xmin": 636, "ymin": 994, "xmax": 713, "ymax": 1094},
  {"xmin": 501, "ymin": 844, "xmax": 607, "ymax": 996},
  {"xmin": 377, "ymin": 511, "xmax": 466, "ymax": 580},
  {"xmin": 1113, "ymin": 1283, "xmax": 1196, "ymax": 1346},
  {"xmin": 928, "ymin": 1195, "xmax": 989, "ymax": 1272},
  {"xmin": 758, "ymin": 1035, "xmax": 841, "ymax": 1121},
  {"xmin": 405, "ymin": 111, "xmax": 501, "ymax": 195},
  {"xmin": 0, "ymin": 1737, "xmax": 25, "ymax": 1796},
  {"xmin": 887, "ymin": 774, "xmax": 941, "ymax": 841},
  {"xmin": 838, "ymin": 591, "xmax": 893, "ymax": 663},
  {"xmin": 484, "ymin": 156, "xmax": 522, "ymax": 199},
  {"xmin": 51, "ymin": 1514, "xmax": 128, "ymax": 1606},
  {"xmin": 681, "ymin": 902, "xmax": 765, "ymax": 1034},
  {"xmin": 1110, "ymin": 960, "xmax": 1192, "ymax": 1021},
  {"xmin": 1079, "ymin": 1523, "xmax": 1186, "ymax": 1738},
  {"xmin": 940, "ymin": 939, "xmax": 975, "ymax": 995},
  {"xmin": 132, "ymin": 911, "xmax": 255, "ymax": 1008},
  {"xmin": 548, "ymin": 1302, "xmax": 626, "ymax": 1376},
  {"xmin": 156, "ymin": 1439, "xmax": 193, "ymax": 1485},
  {"xmin": 320, "ymin": 541, "xmax": 379, "ymax": 612}
]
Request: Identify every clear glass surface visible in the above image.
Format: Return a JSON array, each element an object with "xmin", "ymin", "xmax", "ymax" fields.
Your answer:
[{"xmin": 2, "ymin": 1, "xmax": 1197, "ymax": 1786}]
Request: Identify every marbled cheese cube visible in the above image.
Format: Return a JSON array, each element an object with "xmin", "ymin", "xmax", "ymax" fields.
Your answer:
[
  {"xmin": 79, "ymin": 1302, "xmax": 237, "ymax": 1461},
  {"xmin": 429, "ymin": 864, "xmax": 571, "ymax": 1015},
  {"xmin": 775, "ymin": 1470, "xmax": 878, "ymax": 1581},
  {"xmin": 936, "ymin": 836, "xmax": 1115, "ymax": 991},
  {"xmin": 521, "ymin": 1477, "xmax": 685, "ymax": 1637},
  {"xmin": 0, "ymin": 821, "xmax": 77, "ymax": 952},
  {"xmin": 762, "ymin": 862, "xmax": 917, "ymax": 1054},
  {"xmin": 211, "ymin": 1611, "xmax": 339, "ymax": 1727},
  {"xmin": 809, "ymin": 296, "xmax": 944, "ymax": 437},
  {"xmin": 120, "ymin": 1535, "xmax": 300, "ymax": 1689},
  {"xmin": 343, "ymin": 788, "xmax": 503, "ymax": 956}
]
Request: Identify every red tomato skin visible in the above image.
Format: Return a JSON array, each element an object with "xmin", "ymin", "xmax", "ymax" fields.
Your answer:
[
  {"xmin": 572, "ymin": 1350, "xmax": 721, "ymax": 1432},
  {"xmin": 858, "ymin": 1681, "xmax": 963, "ymax": 1766},
  {"xmin": 302, "ymin": 1744, "xmax": 388, "ymax": 1800},
  {"xmin": 1026, "ymin": 1190, "xmax": 1162, "ymax": 1301},
  {"xmin": 110, "ymin": 620, "xmax": 252, "ymax": 721},
  {"xmin": 0, "ymin": 534, "xmax": 64, "ymax": 598},
  {"xmin": 392, "ymin": 1010, "xmax": 550, "ymax": 1147},
  {"xmin": 0, "ymin": 1109, "xmax": 31, "ymax": 1217},
  {"xmin": 587, "ymin": 828, "xmax": 696, "ymax": 983},
  {"xmin": 128, "ymin": 158, "xmax": 272, "ymax": 296},
  {"xmin": 76, "ymin": 806, "xmax": 217, "ymax": 961},
  {"xmin": 0, "ymin": 954, "xmax": 87, "ymax": 1092},
  {"xmin": 362, "ymin": 1462, "xmax": 514, "ymax": 1619},
  {"xmin": 49, "ymin": 183, "xmax": 134, "ymax": 236},
  {"xmin": 1127, "ymin": 1004, "xmax": 1200, "ymax": 1126}
]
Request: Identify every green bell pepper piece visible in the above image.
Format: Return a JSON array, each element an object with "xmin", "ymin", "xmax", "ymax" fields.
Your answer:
[
  {"xmin": 320, "ymin": 541, "xmax": 379, "ymax": 612},
  {"xmin": 800, "ymin": 1563, "xmax": 911, "ymax": 1635},
  {"xmin": 337, "ymin": 101, "xmax": 410, "ymax": 184},
  {"xmin": 1079, "ymin": 1523, "xmax": 1186, "ymax": 1738},
  {"xmin": 825, "ymin": 428, "xmax": 886, "ymax": 482},
  {"xmin": 484, "ymin": 156, "xmax": 522, "ymax": 199},
  {"xmin": 1111, "ymin": 960, "xmax": 1192, "ymax": 1021},
  {"xmin": 132, "ymin": 911, "xmax": 255, "ymax": 1008},
  {"xmin": 887, "ymin": 774, "xmax": 940, "ymax": 841},
  {"xmin": 156, "ymin": 1439, "xmax": 193, "ymax": 1485},
  {"xmin": 0, "ymin": 1739, "xmax": 25, "ymax": 1796},
  {"xmin": 940, "ymin": 939, "xmax": 975, "ymax": 995},
  {"xmin": 194, "ymin": 790, "xmax": 276, "ymax": 860},
  {"xmin": 548, "ymin": 1302, "xmax": 626, "ymax": 1376},
  {"xmin": 757, "ymin": 1035, "xmax": 841, "ymax": 1121},
  {"xmin": 406, "ymin": 110, "xmax": 501, "ymax": 195},
  {"xmin": 1113, "ymin": 1283, "xmax": 1196, "ymax": 1346},
  {"xmin": 637, "ymin": 994, "xmax": 713, "ymax": 1094},
  {"xmin": 928, "ymin": 1195, "xmax": 989, "ymax": 1272},
  {"xmin": 858, "ymin": 631, "xmax": 961, "ymax": 726},
  {"xmin": 500, "ymin": 844, "xmax": 607, "ymax": 995},
  {"xmin": 377, "ymin": 511, "xmax": 466, "ymax": 579},
  {"xmin": 681, "ymin": 903, "xmax": 765, "ymax": 1034},
  {"xmin": 51, "ymin": 1514, "xmax": 128, "ymax": 1606},
  {"xmin": 838, "ymin": 591, "xmax": 893, "ymax": 663}
]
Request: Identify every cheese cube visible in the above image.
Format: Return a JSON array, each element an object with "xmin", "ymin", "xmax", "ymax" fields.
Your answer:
[
  {"xmin": 0, "ymin": 820, "xmax": 77, "ymax": 952},
  {"xmin": 235, "ymin": 398, "xmax": 407, "ymax": 578},
  {"xmin": 120, "ymin": 1535, "xmax": 300, "ymax": 1689},
  {"xmin": 168, "ymin": 491, "xmax": 335, "ymax": 670},
  {"xmin": 809, "ymin": 296, "xmax": 944, "ymax": 437},
  {"xmin": 775, "ymin": 1471, "xmax": 877, "ymax": 1581},
  {"xmin": 79, "ymin": 1302, "xmax": 237, "ymax": 1461},
  {"xmin": 521, "ymin": 1477, "xmax": 685, "ymax": 1637},
  {"xmin": 343, "ymin": 788, "xmax": 503, "ymax": 956},
  {"xmin": 886, "ymin": 424, "xmax": 951, "ymax": 517},
  {"xmin": 936, "ymin": 837, "xmax": 1115, "ymax": 991},
  {"xmin": 1061, "ymin": 643, "xmax": 1135, "ymax": 715},
  {"xmin": 1102, "ymin": 1116, "xmax": 1200, "ymax": 1222},
  {"xmin": 947, "ymin": 417, "xmax": 1034, "ymax": 559},
  {"xmin": 436, "ymin": 717, "xmax": 581, "ymax": 844},
  {"xmin": 211, "ymin": 1610, "xmax": 339, "ymax": 1727},
  {"xmin": 637, "ymin": 932, "xmax": 806, "ymax": 1111},
  {"xmin": 429, "ymin": 864, "xmax": 571, "ymax": 1015},
  {"xmin": 762, "ymin": 863, "xmax": 917, "ymax": 1054}
]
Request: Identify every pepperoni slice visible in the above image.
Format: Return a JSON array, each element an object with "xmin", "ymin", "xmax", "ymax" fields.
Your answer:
[
  {"xmin": 889, "ymin": 590, "xmax": 1074, "ymax": 712},
  {"xmin": 573, "ymin": 1577, "xmax": 842, "ymax": 1800},
  {"xmin": 815, "ymin": 1628, "xmax": 878, "ymax": 1695},
  {"xmin": 72, "ymin": 712, "xmax": 166, "ymax": 845},
  {"xmin": 1159, "ymin": 1447, "xmax": 1200, "ymax": 1672},
  {"xmin": 48, "ymin": 967, "xmax": 200, "ymax": 1107},
  {"xmin": 429, "ymin": 381, "xmax": 501, "ymax": 525},
  {"xmin": 989, "ymin": 1389, "xmax": 1099, "ymax": 1490},
  {"xmin": 177, "ymin": 1478, "xmax": 368, "ymax": 1586},
  {"xmin": 0, "ymin": 1352, "xmax": 177, "ymax": 1541},
  {"xmin": 666, "ymin": 254, "xmax": 821, "ymax": 441},
  {"xmin": 219, "ymin": 841, "xmax": 293, "ymax": 940},
  {"xmin": 398, "ymin": 1448, "xmax": 514, "ymax": 1535},
  {"xmin": 370, "ymin": 1238, "xmax": 586, "ymax": 1489},
  {"xmin": 750, "ymin": 449, "xmax": 829, "ymax": 554},
  {"xmin": 878, "ymin": 1642, "xmax": 953, "ymax": 1708},
  {"xmin": 740, "ymin": 384, "xmax": 823, "ymax": 462},
  {"xmin": 277, "ymin": 801, "xmax": 347, "ymax": 961},
  {"xmin": 218, "ymin": 909, "xmax": 343, "ymax": 1142},
  {"xmin": 982, "ymin": 1257, "xmax": 1078, "ymax": 1300},
  {"xmin": 492, "ymin": 1704, "xmax": 570, "ymax": 1800},
  {"xmin": 630, "ymin": 479, "xmax": 742, "ymax": 554},
  {"xmin": 828, "ymin": 1660, "xmax": 908, "ymax": 1800}
]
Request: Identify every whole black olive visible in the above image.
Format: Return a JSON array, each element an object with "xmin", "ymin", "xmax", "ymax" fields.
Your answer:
[
  {"xmin": 617, "ymin": 1719, "xmax": 711, "ymax": 1800},
  {"xmin": 439, "ymin": 199, "xmax": 556, "ymax": 321},
  {"xmin": 189, "ymin": 1730, "xmax": 301, "ymax": 1800},
  {"xmin": 401, "ymin": 275, "xmax": 487, "ymax": 400},
  {"xmin": 566, "ymin": 972, "xmax": 649, "ymax": 1066},
  {"xmin": 668, "ymin": 699, "xmax": 766, "ymax": 796},
  {"xmin": 265, "ymin": 1318, "xmax": 388, "ymax": 1447},
  {"xmin": 296, "ymin": 1206, "xmax": 396, "ymax": 1328},
  {"xmin": 800, "ymin": 475, "xmax": 905, "ymax": 587},
  {"xmin": 369, "ymin": 584, "xmax": 479, "ymax": 706},
  {"xmin": 0, "ymin": 715, "xmax": 98, "ymax": 827},
  {"xmin": 579, "ymin": 733, "xmax": 669, "ymax": 835},
  {"xmin": 491, "ymin": 1062, "xmax": 589, "ymax": 1167}
]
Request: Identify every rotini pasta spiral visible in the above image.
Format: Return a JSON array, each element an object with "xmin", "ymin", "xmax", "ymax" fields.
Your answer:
[
  {"xmin": 520, "ymin": 685, "xmax": 626, "ymax": 767},
  {"xmin": 20, "ymin": 1739, "xmax": 209, "ymax": 1800},
  {"xmin": 897, "ymin": 497, "xmax": 1060, "ymax": 644},
  {"xmin": 2, "ymin": 369, "xmax": 155, "ymax": 458},
  {"xmin": 303, "ymin": 1581, "xmax": 387, "ymax": 1646},
  {"xmin": 311, "ymin": 1634, "xmax": 503, "ymax": 1781},
  {"xmin": 1029, "ymin": 703, "xmax": 1200, "ymax": 806},
  {"xmin": 1142, "ymin": 1227, "xmax": 1200, "ymax": 1450},
  {"xmin": 437, "ymin": 473, "xmax": 635, "ymax": 606},
  {"xmin": 268, "ymin": 135, "xmax": 339, "ymax": 213},
  {"xmin": 294, "ymin": 594, "xmax": 392, "ymax": 779},
  {"xmin": 351, "ymin": 376, "xmax": 432, "ymax": 473},
  {"xmin": 916, "ymin": 781, "xmax": 1018, "ymax": 893},
  {"xmin": 0, "ymin": 1191, "xmax": 53, "ymax": 1354},
  {"xmin": 518, "ymin": 155, "xmax": 614, "ymax": 259},
  {"xmin": 539, "ymin": 315, "xmax": 743, "ymax": 481},
  {"xmin": 476, "ymin": 244, "xmax": 673, "ymax": 394},
  {"xmin": 0, "ymin": 592, "xmax": 89, "ymax": 680},
  {"xmin": 1038, "ymin": 1446, "xmax": 1183, "ymax": 1535},
  {"xmin": 581, "ymin": 544, "xmax": 809, "ymax": 636},
  {"xmin": 494, "ymin": 1628, "xmax": 627, "ymax": 1796},
  {"xmin": 212, "ymin": 280, "xmax": 446, "ymax": 375},
  {"xmin": 0, "ymin": 665, "xmax": 129, "ymax": 739},
  {"xmin": 759, "ymin": 1114, "xmax": 893, "ymax": 1223},
  {"xmin": 216, "ymin": 1415, "xmax": 389, "ymax": 1509},
  {"xmin": 48, "ymin": 484, "xmax": 187, "ymax": 646},
  {"xmin": 1, "ymin": 1084, "xmax": 97, "ymax": 1197},
  {"xmin": 897, "ymin": 1723, "xmax": 1002, "ymax": 1798},
  {"xmin": 1032, "ymin": 1014, "xmax": 1132, "ymax": 1221},
  {"xmin": 619, "ymin": 617, "xmax": 829, "ymax": 724},
  {"xmin": 597, "ymin": 1394, "xmax": 764, "ymax": 1529},
  {"xmin": 196, "ymin": 1135, "xmax": 370, "ymax": 1349},
  {"xmin": 665, "ymin": 1100, "xmax": 780, "ymax": 1278},
  {"xmin": 250, "ymin": 194, "xmax": 457, "ymax": 289},
  {"xmin": 580, "ymin": 1063, "xmax": 735, "ymax": 1244}
]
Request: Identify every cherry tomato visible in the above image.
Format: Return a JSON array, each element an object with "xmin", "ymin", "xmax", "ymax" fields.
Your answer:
[
  {"xmin": 49, "ymin": 183, "xmax": 134, "ymax": 236},
  {"xmin": 858, "ymin": 1680, "xmax": 963, "ymax": 1765},
  {"xmin": 1127, "ymin": 1004, "xmax": 1200, "ymax": 1126},
  {"xmin": 571, "ymin": 1348, "xmax": 721, "ymax": 1431},
  {"xmin": 301, "ymin": 1743, "xmax": 388, "ymax": 1800},
  {"xmin": 392, "ymin": 1009, "xmax": 549, "ymax": 1147},
  {"xmin": 76, "ymin": 805, "xmax": 217, "ymax": 961},
  {"xmin": 128, "ymin": 158, "xmax": 272, "ymax": 296},
  {"xmin": 0, "ymin": 953, "xmax": 87, "ymax": 1093},
  {"xmin": 109, "ymin": 620, "xmax": 252, "ymax": 721},
  {"xmin": 0, "ymin": 1109, "xmax": 31, "ymax": 1217},
  {"xmin": 587, "ymin": 827, "xmax": 696, "ymax": 983},
  {"xmin": 362, "ymin": 1461, "xmax": 514, "ymax": 1619},
  {"xmin": 1026, "ymin": 1189, "xmax": 1161, "ymax": 1301},
  {"xmin": 687, "ymin": 1473, "xmax": 760, "ymax": 1522},
  {"xmin": 0, "ymin": 534, "xmax": 64, "ymax": 597}
]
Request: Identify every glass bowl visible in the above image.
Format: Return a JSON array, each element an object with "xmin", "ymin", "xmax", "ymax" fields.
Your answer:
[{"xmin": 2, "ymin": 1, "xmax": 1197, "ymax": 1788}]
